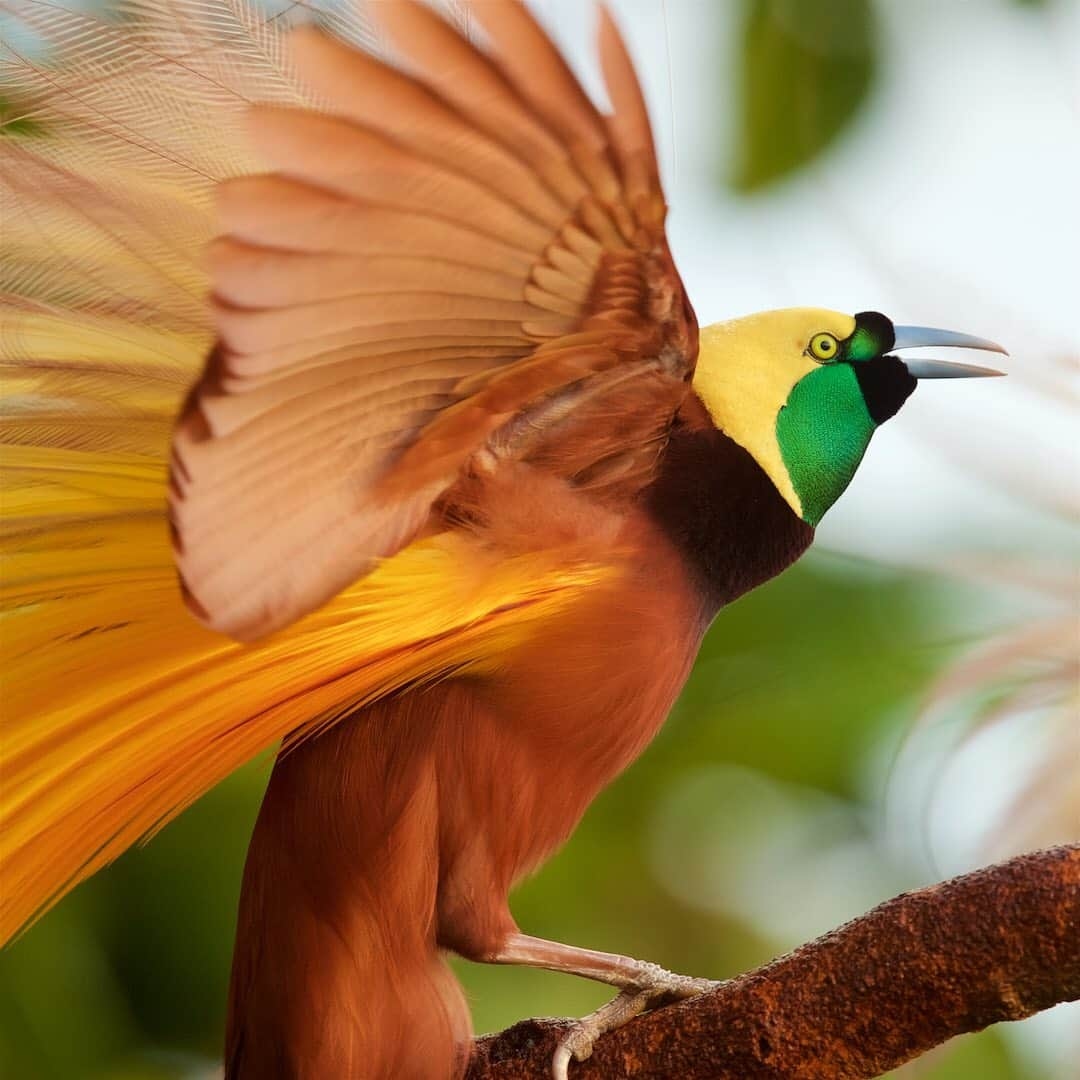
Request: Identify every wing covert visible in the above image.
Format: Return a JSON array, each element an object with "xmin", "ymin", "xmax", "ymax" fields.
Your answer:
[{"xmin": 171, "ymin": 0, "xmax": 698, "ymax": 640}]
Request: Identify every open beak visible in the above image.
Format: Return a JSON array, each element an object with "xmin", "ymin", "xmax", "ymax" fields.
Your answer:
[{"xmin": 891, "ymin": 325, "xmax": 1007, "ymax": 379}]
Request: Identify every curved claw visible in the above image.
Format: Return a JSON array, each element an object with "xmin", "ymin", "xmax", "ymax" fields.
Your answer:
[{"xmin": 551, "ymin": 1041, "xmax": 574, "ymax": 1080}]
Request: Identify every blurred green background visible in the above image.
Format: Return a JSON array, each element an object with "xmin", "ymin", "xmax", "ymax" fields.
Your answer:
[{"xmin": 1, "ymin": 0, "xmax": 1076, "ymax": 1077}]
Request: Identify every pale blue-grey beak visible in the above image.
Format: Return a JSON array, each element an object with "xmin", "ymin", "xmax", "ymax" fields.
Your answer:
[{"xmin": 892, "ymin": 325, "xmax": 1007, "ymax": 379}]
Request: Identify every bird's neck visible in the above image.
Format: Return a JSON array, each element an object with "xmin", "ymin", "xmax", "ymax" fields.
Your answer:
[{"xmin": 645, "ymin": 393, "xmax": 815, "ymax": 615}]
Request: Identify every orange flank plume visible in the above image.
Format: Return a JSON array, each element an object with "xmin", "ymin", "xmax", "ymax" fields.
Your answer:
[{"xmin": 0, "ymin": 443, "xmax": 615, "ymax": 943}]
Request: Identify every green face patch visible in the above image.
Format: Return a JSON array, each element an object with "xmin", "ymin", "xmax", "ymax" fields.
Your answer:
[
  {"xmin": 844, "ymin": 322, "xmax": 883, "ymax": 362},
  {"xmin": 775, "ymin": 362, "xmax": 875, "ymax": 526}
]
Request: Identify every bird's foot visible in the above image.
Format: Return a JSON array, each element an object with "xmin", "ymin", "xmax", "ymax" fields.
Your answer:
[{"xmin": 551, "ymin": 970, "xmax": 721, "ymax": 1079}]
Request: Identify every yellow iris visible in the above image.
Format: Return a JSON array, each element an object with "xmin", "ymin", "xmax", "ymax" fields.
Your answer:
[{"xmin": 809, "ymin": 332, "xmax": 840, "ymax": 362}]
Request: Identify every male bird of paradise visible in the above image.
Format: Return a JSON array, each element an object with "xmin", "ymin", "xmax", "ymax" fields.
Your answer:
[{"xmin": 0, "ymin": 1, "xmax": 1005, "ymax": 1076}]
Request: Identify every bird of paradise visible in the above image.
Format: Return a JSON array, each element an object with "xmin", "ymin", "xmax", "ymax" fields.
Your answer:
[{"xmin": 0, "ymin": 1, "xmax": 1004, "ymax": 1076}]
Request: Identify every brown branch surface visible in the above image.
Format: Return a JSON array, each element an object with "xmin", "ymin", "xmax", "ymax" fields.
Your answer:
[{"xmin": 466, "ymin": 845, "xmax": 1080, "ymax": 1079}]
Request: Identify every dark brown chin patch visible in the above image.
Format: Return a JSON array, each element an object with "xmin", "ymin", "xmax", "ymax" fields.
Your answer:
[
  {"xmin": 854, "ymin": 355, "xmax": 917, "ymax": 424},
  {"xmin": 645, "ymin": 393, "xmax": 814, "ymax": 615}
]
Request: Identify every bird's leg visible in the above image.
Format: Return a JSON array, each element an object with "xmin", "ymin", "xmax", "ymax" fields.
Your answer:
[
  {"xmin": 486, "ymin": 933, "xmax": 721, "ymax": 1077},
  {"xmin": 489, "ymin": 931, "xmax": 716, "ymax": 995}
]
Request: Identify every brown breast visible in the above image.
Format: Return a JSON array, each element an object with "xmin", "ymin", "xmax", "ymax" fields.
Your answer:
[{"xmin": 644, "ymin": 392, "xmax": 816, "ymax": 613}]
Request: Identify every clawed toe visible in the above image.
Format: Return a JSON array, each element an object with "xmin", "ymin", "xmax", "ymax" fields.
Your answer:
[
  {"xmin": 551, "ymin": 989, "xmax": 650, "ymax": 1079},
  {"xmin": 550, "ymin": 975, "xmax": 721, "ymax": 1078},
  {"xmin": 552, "ymin": 1027, "xmax": 588, "ymax": 1080}
]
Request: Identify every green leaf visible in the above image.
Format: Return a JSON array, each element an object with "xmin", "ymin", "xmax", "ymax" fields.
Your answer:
[{"xmin": 729, "ymin": 0, "xmax": 877, "ymax": 192}]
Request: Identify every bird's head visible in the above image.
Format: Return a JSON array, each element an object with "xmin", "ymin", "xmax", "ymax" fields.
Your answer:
[{"xmin": 692, "ymin": 308, "xmax": 1005, "ymax": 525}]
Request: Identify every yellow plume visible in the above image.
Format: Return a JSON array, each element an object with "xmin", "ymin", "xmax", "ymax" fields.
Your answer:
[
  {"xmin": 1, "ymin": 475, "xmax": 612, "ymax": 941},
  {"xmin": 0, "ymin": 0, "xmax": 610, "ymax": 942}
]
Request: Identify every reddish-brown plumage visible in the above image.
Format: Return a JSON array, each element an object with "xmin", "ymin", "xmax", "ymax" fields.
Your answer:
[
  {"xmin": 228, "ymin": 691, "xmax": 470, "ymax": 1080},
  {"xmin": 226, "ymin": 396, "xmax": 812, "ymax": 1077},
  {"xmin": 229, "ymin": 554, "xmax": 697, "ymax": 1075}
]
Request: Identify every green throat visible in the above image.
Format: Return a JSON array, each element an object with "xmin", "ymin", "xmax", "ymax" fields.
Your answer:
[{"xmin": 775, "ymin": 363, "xmax": 876, "ymax": 527}]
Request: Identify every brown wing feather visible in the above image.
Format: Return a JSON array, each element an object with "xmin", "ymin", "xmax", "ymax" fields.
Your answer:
[{"xmin": 171, "ymin": 0, "xmax": 698, "ymax": 641}]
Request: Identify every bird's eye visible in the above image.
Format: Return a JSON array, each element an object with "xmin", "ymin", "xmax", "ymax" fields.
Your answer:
[{"xmin": 809, "ymin": 332, "xmax": 840, "ymax": 362}]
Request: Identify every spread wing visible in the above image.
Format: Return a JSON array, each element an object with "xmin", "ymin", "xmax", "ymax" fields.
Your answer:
[{"xmin": 171, "ymin": 0, "xmax": 698, "ymax": 641}]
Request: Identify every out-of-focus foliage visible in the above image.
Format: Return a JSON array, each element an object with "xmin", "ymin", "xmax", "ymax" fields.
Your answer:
[
  {"xmin": 912, "ymin": 597, "xmax": 1077, "ymax": 858},
  {"xmin": 729, "ymin": 0, "xmax": 877, "ymax": 192}
]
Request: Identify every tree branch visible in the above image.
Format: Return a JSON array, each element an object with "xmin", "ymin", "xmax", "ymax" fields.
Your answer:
[{"xmin": 467, "ymin": 845, "xmax": 1080, "ymax": 1079}]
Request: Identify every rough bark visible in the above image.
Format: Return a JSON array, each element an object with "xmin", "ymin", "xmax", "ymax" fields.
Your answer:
[{"xmin": 466, "ymin": 845, "xmax": 1080, "ymax": 1079}]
